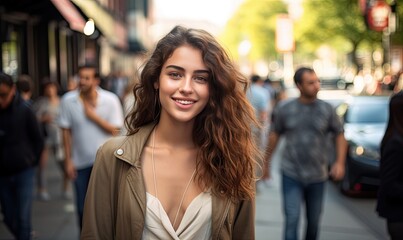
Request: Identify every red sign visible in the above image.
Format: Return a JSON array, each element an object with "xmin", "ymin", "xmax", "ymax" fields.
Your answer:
[{"xmin": 367, "ymin": 0, "xmax": 390, "ymax": 32}]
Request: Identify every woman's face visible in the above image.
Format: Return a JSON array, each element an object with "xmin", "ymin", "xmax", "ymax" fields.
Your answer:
[
  {"xmin": 44, "ymin": 84, "xmax": 57, "ymax": 97},
  {"xmin": 156, "ymin": 45, "xmax": 210, "ymax": 124}
]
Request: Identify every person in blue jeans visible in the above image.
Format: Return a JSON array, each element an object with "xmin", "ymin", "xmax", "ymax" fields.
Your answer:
[
  {"xmin": 0, "ymin": 72, "xmax": 44, "ymax": 240},
  {"xmin": 263, "ymin": 67, "xmax": 347, "ymax": 240}
]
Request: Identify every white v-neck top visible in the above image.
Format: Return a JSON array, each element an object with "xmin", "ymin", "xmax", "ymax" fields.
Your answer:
[{"xmin": 142, "ymin": 191, "xmax": 212, "ymax": 240}]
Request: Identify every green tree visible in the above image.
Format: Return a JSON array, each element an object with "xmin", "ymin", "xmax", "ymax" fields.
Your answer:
[
  {"xmin": 295, "ymin": 0, "xmax": 384, "ymax": 70},
  {"xmin": 295, "ymin": 0, "xmax": 403, "ymax": 70},
  {"xmin": 220, "ymin": 0, "xmax": 287, "ymax": 61}
]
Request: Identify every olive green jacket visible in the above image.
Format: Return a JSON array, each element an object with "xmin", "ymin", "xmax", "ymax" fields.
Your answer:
[{"xmin": 81, "ymin": 124, "xmax": 255, "ymax": 240}]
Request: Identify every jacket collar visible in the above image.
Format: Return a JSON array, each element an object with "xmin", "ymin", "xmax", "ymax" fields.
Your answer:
[{"xmin": 113, "ymin": 123, "xmax": 156, "ymax": 167}]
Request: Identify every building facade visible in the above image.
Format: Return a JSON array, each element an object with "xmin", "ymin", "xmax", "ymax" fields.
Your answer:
[{"xmin": 0, "ymin": 0, "xmax": 150, "ymax": 95}]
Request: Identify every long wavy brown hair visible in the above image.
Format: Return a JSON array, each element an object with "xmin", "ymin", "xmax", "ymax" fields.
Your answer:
[{"xmin": 125, "ymin": 26, "xmax": 260, "ymax": 201}]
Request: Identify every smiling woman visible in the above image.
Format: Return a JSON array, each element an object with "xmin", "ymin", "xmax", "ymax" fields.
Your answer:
[
  {"xmin": 157, "ymin": 45, "xmax": 210, "ymax": 123},
  {"xmin": 81, "ymin": 26, "xmax": 260, "ymax": 240}
]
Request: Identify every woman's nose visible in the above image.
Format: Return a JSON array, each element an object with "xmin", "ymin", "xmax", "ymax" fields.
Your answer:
[{"xmin": 179, "ymin": 77, "xmax": 194, "ymax": 94}]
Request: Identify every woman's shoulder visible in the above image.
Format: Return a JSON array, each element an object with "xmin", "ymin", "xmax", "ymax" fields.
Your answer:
[
  {"xmin": 94, "ymin": 136, "xmax": 133, "ymax": 172},
  {"xmin": 95, "ymin": 136, "xmax": 127, "ymax": 165},
  {"xmin": 97, "ymin": 124, "xmax": 155, "ymax": 166},
  {"xmin": 100, "ymin": 136, "xmax": 127, "ymax": 152}
]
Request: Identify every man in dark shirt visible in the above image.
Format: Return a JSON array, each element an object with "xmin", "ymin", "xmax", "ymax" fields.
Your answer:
[{"xmin": 0, "ymin": 72, "xmax": 44, "ymax": 240}]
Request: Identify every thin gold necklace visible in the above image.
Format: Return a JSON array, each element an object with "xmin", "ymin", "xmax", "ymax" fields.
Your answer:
[{"xmin": 151, "ymin": 127, "xmax": 197, "ymax": 229}]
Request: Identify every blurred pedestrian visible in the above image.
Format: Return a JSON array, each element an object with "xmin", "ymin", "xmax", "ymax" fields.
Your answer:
[
  {"xmin": 16, "ymin": 74, "xmax": 34, "ymax": 104},
  {"xmin": 67, "ymin": 75, "xmax": 78, "ymax": 92},
  {"xmin": 376, "ymin": 91, "xmax": 403, "ymax": 240},
  {"xmin": 247, "ymin": 74, "xmax": 270, "ymax": 189},
  {"xmin": 33, "ymin": 79, "xmax": 70, "ymax": 200},
  {"xmin": 247, "ymin": 74, "xmax": 270, "ymax": 140},
  {"xmin": 0, "ymin": 72, "xmax": 44, "ymax": 240},
  {"xmin": 81, "ymin": 25, "xmax": 258, "ymax": 239},
  {"xmin": 264, "ymin": 67, "xmax": 347, "ymax": 240},
  {"xmin": 58, "ymin": 64, "xmax": 123, "ymax": 230},
  {"xmin": 110, "ymin": 70, "xmax": 128, "ymax": 102},
  {"xmin": 262, "ymin": 77, "xmax": 277, "ymax": 187},
  {"xmin": 263, "ymin": 77, "xmax": 276, "ymax": 110}
]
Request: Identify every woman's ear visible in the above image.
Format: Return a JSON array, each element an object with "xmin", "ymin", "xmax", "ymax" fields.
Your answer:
[{"xmin": 154, "ymin": 81, "xmax": 159, "ymax": 90}]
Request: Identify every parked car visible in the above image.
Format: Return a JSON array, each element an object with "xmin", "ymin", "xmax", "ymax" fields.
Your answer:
[
  {"xmin": 336, "ymin": 95, "xmax": 390, "ymax": 195},
  {"xmin": 320, "ymin": 76, "xmax": 353, "ymax": 90}
]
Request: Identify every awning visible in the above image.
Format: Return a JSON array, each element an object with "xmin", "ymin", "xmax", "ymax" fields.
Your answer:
[
  {"xmin": 50, "ymin": 0, "xmax": 85, "ymax": 33},
  {"xmin": 71, "ymin": 0, "xmax": 128, "ymax": 50}
]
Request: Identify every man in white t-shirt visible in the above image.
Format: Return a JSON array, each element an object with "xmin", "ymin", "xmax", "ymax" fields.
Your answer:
[{"xmin": 58, "ymin": 64, "xmax": 123, "ymax": 230}]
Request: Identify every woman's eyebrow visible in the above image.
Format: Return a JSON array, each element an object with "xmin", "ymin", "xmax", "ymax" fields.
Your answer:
[
  {"xmin": 165, "ymin": 65, "xmax": 209, "ymax": 74},
  {"xmin": 165, "ymin": 65, "xmax": 184, "ymax": 71}
]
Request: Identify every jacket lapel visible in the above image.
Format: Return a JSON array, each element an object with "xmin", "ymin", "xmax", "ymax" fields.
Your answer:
[{"xmin": 212, "ymin": 193, "xmax": 231, "ymax": 239}]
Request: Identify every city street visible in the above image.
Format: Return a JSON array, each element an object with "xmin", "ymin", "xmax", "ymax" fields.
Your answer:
[{"xmin": 0, "ymin": 136, "xmax": 389, "ymax": 240}]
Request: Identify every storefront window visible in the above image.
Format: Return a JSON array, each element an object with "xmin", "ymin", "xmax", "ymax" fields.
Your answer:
[{"xmin": 2, "ymin": 31, "xmax": 19, "ymax": 79}]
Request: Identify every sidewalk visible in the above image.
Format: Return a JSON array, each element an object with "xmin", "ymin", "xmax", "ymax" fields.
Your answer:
[{"xmin": 1, "ymin": 154, "xmax": 385, "ymax": 240}]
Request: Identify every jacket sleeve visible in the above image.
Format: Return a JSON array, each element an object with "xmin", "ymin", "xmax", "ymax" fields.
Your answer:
[
  {"xmin": 81, "ymin": 145, "xmax": 115, "ymax": 239},
  {"xmin": 233, "ymin": 198, "xmax": 255, "ymax": 240},
  {"xmin": 26, "ymin": 106, "xmax": 44, "ymax": 163},
  {"xmin": 380, "ymin": 139, "xmax": 403, "ymax": 200}
]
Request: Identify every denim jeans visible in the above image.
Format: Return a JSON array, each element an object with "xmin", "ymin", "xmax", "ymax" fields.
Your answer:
[
  {"xmin": 74, "ymin": 166, "xmax": 92, "ymax": 230},
  {"xmin": 0, "ymin": 167, "xmax": 35, "ymax": 240},
  {"xmin": 282, "ymin": 173, "xmax": 325, "ymax": 240}
]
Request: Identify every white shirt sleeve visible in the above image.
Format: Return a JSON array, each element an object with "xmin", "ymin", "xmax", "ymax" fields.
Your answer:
[
  {"xmin": 58, "ymin": 95, "xmax": 72, "ymax": 129},
  {"xmin": 107, "ymin": 94, "xmax": 124, "ymax": 128}
]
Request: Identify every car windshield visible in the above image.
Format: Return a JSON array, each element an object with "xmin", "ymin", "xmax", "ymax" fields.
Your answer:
[{"xmin": 346, "ymin": 101, "xmax": 389, "ymax": 124}]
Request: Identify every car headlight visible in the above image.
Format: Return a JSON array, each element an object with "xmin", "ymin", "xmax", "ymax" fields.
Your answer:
[{"xmin": 349, "ymin": 145, "xmax": 380, "ymax": 160}]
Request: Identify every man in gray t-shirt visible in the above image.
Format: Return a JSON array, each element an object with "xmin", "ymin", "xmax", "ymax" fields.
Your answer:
[{"xmin": 264, "ymin": 67, "xmax": 347, "ymax": 240}]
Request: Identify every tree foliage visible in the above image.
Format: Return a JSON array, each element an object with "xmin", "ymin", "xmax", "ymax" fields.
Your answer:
[
  {"xmin": 296, "ymin": 0, "xmax": 403, "ymax": 68},
  {"xmin": 220, "ymin": 0, "xmax": 287, "ymax": 61},
  {"xmin": 220, "ymin": 0, "xmax": 402, "ymax": 69},
  {"xmin": 295, "ymin": 0, "xmax": 384, "ymax": 68}
]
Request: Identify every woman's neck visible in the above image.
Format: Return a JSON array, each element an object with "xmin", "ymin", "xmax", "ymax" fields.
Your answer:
[{"xmin": 156, "ymin": 117, "xmax": 195, "ymax": 149}]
